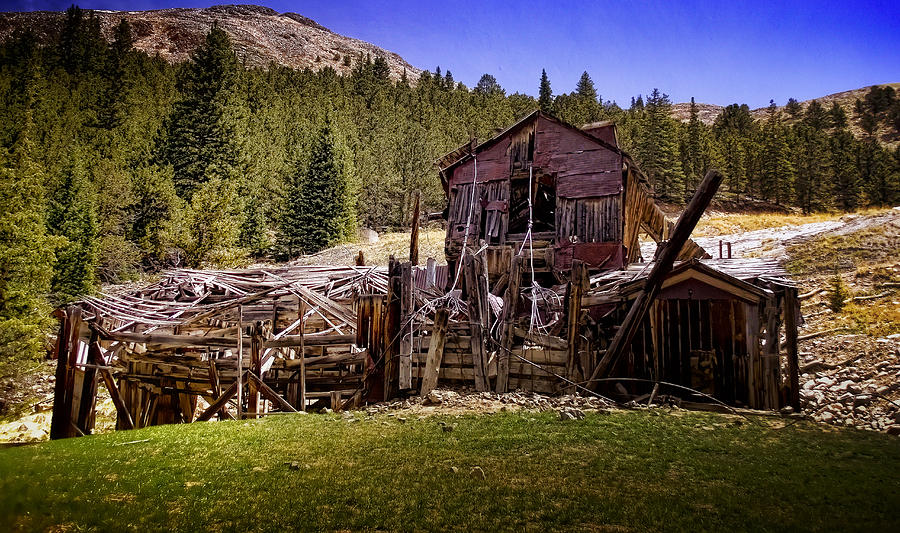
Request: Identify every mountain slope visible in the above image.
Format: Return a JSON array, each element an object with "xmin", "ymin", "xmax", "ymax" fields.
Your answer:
[
  {"xmin": 0, "ymin": 4, "xmax": 421, "ymax": 81},
  {"xmin": 672, "ymin": 83, "xmax": 900, "ymax": 126}
]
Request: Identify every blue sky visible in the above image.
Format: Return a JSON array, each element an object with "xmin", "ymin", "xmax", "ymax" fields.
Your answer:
[{"xmin": 4, "ymin": 0, "xmax": 899, "ymax": 108}]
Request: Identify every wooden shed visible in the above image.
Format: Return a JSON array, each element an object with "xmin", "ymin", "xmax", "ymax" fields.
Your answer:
[{"xmin": 437, "ymin": 110, "xmax": 707, "ymax": 281}]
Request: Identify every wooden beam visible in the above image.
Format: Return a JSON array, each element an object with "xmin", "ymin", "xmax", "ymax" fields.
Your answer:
[
  {"xmin": 409, "ymin": 191, "xmax": 421, "ymax": 266},
  {"xmin": 566, "ymin": 260, "xmax": 587, "ymax": 392},
  {"xmin": 99, "ymin": 368, "xmax": 134, "ymax": 430},
  {"xmin": 497, "ymin": 254, "xmax": 522, "ymax": 393},
  {"xmin": 399, "ymin": 262, "xmax": 413, "ymax": 390},
  {"xmin": 589, "ymin": 169, "xmax": 724, "ymax": 388},
  {"xmin": 264, "ymin": 334, "xmax": 355, "ymax": 348},
  {"xmin": 49, "ymin": 310, "xmax": 71, "ymax": 440},
  {"xmin": 197, "ymin": 373, "xmax": 245, "ymax": 422},
  {"xmin": 465, "ymin": 253, "xmax": 490, "ymax": 392},
  {"xmin": 248, "ymin": 373, "xmax": 297, "ymax": 413},
  {"xmin": 420, "ymin": 307, "xmax": 450, "ymax": 395},
  {"xmin": 236, "ymin": 306, "xmax": 243, "ymax": 420}
]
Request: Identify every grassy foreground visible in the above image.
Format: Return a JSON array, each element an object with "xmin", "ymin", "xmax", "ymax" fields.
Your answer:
[{"xmin": 1, "ymin": 410, "xmax": 898, "ymax": 532}]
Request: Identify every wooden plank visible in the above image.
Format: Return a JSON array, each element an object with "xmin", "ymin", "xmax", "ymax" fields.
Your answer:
[
  {"xmin": 99, "ymin": 368, "xmax": 134, "ymax": 430},
  {"xmin": 566, "ymin": 260, "xmax": 587, "ymax": 391},
  {"xmin": 236, "ymin": 306, "xmax": 243, "ymax": 420},
  {"xmin": 264, "ymin": 334, "xmax": 355, "ymax": 348},
  {"xmin": 420, "ymin": 307, "xmax": 450, "ymax": 395},
  {"xmin": 465, "ymin": 254, "xmax": 490, "ymax": 391},
  {"xmin": 248, "ymin": 373, "xmax": 297, "ymax": 413},
  {"xmin": 399, "ymin": 262, "xmax": 413, "ymax": 390},
  {"xmin": 410, "ymin": 191, "xmax": 421, "ymax": 265},
  {"xmin": 497, "ymin": 254, "xmax": 522, "ymax": 393},
  {"xmin": 197, "ymin": 374, "xmax": 244, "ymax": 422}
]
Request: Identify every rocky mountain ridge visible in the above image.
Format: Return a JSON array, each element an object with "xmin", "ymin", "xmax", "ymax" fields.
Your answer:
[
  {"xmin": 0, "ymin": 4, "xmax": 421, "ymax": 82},
  {"xmin": 671, "ymin": 83, "xmax": 900, "ymax": 126}
]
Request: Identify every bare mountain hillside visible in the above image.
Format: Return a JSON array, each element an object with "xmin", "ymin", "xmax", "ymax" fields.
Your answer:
[{"xmin": 0, "ymin": 4, "xmax": 421, "ymax": 82}]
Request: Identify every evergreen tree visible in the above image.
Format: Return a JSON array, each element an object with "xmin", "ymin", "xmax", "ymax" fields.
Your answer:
[
  {"xmin": 785, "ymin": 97, "xmax": 802, "ymax": 119},
  {"xmin": 280, "ymin": 119, "xmax": 353, "ymax": 256},
  {"xmin": 682, "ymin": 97, "xmax": 708, "ymax": 198},
  {"xmin": 159, "ymin": 25, "xmax": 245, "ymax": 198},
  {"xmin": 538, "ymin": 69, "xmax": 553, "ymax": 113},
  {"xmin": 829, "ymin": 126, "xmax": 859, "ymax": 210},
  {"xmin": 474, "ymin": 74, "xmax": 503, "ymax": 96},
  {"xmin": 759, "ymin": 101, "xmax": 794, "ymax": 204},
  {"xmin": 634, "ymin": 89, "xmax": 685, "ymax": 201},
  {"xmin": 47, "ymin": 153, "xmax": 99, "ymax": 301},
  {"xmin": 0, "ymin": 123, "xmax": 58, "ymax": 364}
]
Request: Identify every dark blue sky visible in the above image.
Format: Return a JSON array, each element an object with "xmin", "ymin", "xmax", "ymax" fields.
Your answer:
[{"xmin": 5, "ymin": 0, "xmax": 899, "ymax": 108}]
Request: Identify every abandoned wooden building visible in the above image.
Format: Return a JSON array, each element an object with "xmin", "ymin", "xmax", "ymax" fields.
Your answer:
[{"xmin": 49, "ymin": 112, "xmax": 801, "ymax": 440}]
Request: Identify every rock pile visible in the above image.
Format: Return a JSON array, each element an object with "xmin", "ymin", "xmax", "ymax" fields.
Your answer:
[
  {"xmin": 799, "ymin": 334, "xmax": 900, "ymax": 434},
  {"xmin": 363, "ymin": 388, "xmax": 614, "ymax": 418}
]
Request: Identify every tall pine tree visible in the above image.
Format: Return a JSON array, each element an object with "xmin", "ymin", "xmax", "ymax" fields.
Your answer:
[
  {"xmin": 538, "ymin": 69, "xmax": 553, "ymax": 113},
  {"xmin": 280, "ymin": 118, "xmax": 353, "ymax": 256}
]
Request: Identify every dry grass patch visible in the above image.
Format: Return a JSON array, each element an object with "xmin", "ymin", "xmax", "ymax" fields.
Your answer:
[{"xmin": 290, "ymin": 227, "xmax": 446, "ymax": 266}]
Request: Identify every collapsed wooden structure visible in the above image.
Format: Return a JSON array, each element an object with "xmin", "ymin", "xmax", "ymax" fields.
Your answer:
[{"xmin": 50, "ymin": 112, "xmax": 801, "ymax": 439}]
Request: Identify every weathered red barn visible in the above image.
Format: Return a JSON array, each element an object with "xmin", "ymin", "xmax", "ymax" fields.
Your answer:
[{"xmin": 437, "ymin": 110, "xmax": 707, "ymax": 280}]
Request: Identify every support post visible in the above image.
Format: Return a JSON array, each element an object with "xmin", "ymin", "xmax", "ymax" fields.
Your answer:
[
  {"xmin": 497, "ymin": 254, "xmax": 522, "ymax": 393},
  {"xmin": 298, "ymin": 300, "xmax": 307, "ymax": 411},
  {"xmin": 566, "ymin": 260, "xmax": 587, "ymax": 391},
  {"xmin": 421, "ymin": 307, "xmax": 450, "ymax": 395},
  {"xmin": 248, "ymin": 322, "xmax": 262, "ymax": 418},
  {"xmin": 465, "ymin": 253, "xmax": 490, "ymax": 391},
  {"xmin": 236, "ymin": 305, "xmax": 243, "ymax": 420},
  {"xmin": 398, "ymin": 262, "xmax": 413, "ymax": 390},
  {"xmin": 589, "ymin": 170, "xmax": 724, "ymax": 389},
  {"xmin": 50, "ymin": 309, "xmax": 72, "ymax": 440},
  {"xmin": 409, "ymin": 191, "xmax": 421, "ymax": 266}
]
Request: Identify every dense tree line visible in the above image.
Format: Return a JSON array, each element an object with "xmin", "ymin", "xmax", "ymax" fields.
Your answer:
[{"xmin": 0, "ymin": 6, "xmax": 898, "ymax": 365}]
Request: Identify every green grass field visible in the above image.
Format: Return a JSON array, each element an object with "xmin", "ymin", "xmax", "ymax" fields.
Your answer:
[{"xmin": 1, "ymin": 409, "xmax": 898, "ymax": 532}]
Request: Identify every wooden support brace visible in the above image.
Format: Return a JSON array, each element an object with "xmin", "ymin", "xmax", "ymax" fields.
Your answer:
[
  {"xmin": 497, "ymin": 254, "xmax": 522, "ymax": 393},
  {"xmin": 197, "ymin": 373, "xmax": 246, "ymax": 422},
  {"xmin": 589, "ymin": 170, "xmax": 724, "ymax": 389},
  {"xmin": 420, "ymin": 307, "xmax": 450, "ymax": 395},
  {"xmin": 784, "ymin": 287, "xmax": 800, "ymax": 411}
]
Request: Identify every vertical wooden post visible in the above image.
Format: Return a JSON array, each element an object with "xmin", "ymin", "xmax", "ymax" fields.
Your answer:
[
  {"xmin": 236, "ymin": 305, "xmax": 243, "ymax": 420},
  {"xmin": 76, "ymin": 331, "xmax": 102, "ymax": 434},
  {"xmin": 566, "ymin": 260, "xmax": 587, "ymax": 391},
  {"xmin": 299, "ymin": 300, "xmax": 307, "ymax": 412},
  {"xmin": 50, "ymin": 309, "xmax": 72, "ymax": 440},
  {"xmin": 497, "ymin": 254, "xmax": 522, "ymax": 393},
  {"xmin": 248, "ymin": 322, "xmax": 262, "ymax": 418},
  {"xmin": 383, "ymin": 273, "xmax": 401, "ymax": 400},
  {"xmin": 421, "ymin": 307, "xmax": 450, "ymax": 395},
  {"xmin": 399, "ymin": 262, "xmax": 413, "ymax": 390},
  {"xmin": 425, "ymin": 257, "xmax": 437, "ymax": 289},
  {"xmin": 464, "ymin": 253, "xmax": 490, "ymax": 391},
  {"xmin": 409, "ymin": 191, "xmax": 421, "ymax": 266},
  {"xmin": 784, "ymin": 287, "xmax": 800, "ymax": 411}
]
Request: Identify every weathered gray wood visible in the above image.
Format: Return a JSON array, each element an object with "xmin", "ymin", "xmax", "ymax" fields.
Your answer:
[
  {"xmin": 465, "ymin": 254, "xmax": 490, "ymax": 391},
  {"xmin": 589, "ymin": 169, "xmax": 724, "ymax": 388},
  {"xmin": 566, "ymin": 260, "xmax": 587, "ymax": 391},
  {"xmin": 236, "ymin": 306, "xmax": 243, "ymax": 420},
  {"xmin": 420, "ymin": 307, "xmax": 450, "ymax": 395},
  {"xmin": 197, "ymin": 373, "xmax": 244, "ymax": 422},
  {"xmin": 100, "ymin": 367, "xmax": 134, "ymax": 430},
  {"xmin": 410, "ymin": 191, "xmax": 421, "ymax": 266},
  {"xmin": 248, "ymin": 373, "xmax": 297, "ymax": 413},
  {"xmin": 497, "ymin": 254, "xmax": 523, "ymax": 393},
  {"xmin": 399, "ymin": 262, "xmax": 413, "ymax": 390}
]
